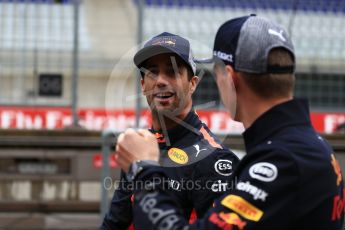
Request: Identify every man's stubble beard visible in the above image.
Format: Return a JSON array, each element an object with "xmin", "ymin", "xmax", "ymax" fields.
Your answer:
[{"xmin": 150, "ymin": 99, "xmax": 184, "ymax": 118}]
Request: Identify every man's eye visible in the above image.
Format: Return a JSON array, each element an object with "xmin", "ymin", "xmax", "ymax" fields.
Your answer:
[
  {"xmin": 146, "ymin": 70, "xmax": 158, "ymax": 77},
  {"xmin": 167, "ymin": 68, "xmax": 178, "ymax": 76}
]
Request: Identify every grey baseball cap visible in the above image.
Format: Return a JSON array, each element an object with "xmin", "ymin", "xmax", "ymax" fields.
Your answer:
[{"xmin": 211, "ymin": 14, "xmax": 295, "ymax": 74}]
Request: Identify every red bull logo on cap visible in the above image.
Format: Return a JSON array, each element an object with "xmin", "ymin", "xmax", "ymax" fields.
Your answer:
[{"xmin": 152, "ymin": 38, "xmax": 176, "ymax": 46}]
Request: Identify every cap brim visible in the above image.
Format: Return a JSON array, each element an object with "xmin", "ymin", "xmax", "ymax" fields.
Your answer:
[
  {"xmin": 134, "ymin": 45, "xmax": 183, "ymax": 68},
  {"xmin": 194, "ymin": 57, "xmax": 215, "ymax": 64}
]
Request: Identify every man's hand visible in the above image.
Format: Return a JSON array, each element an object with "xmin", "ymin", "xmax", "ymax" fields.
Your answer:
[{"xmin": 116, "ymin": 128, "xmax": 159, "ymax": 173}]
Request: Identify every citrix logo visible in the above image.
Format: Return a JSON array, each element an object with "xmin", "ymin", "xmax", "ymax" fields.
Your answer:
[
  {"xmin": 211, "ymin": 180, "xmax": 228, "ymax": 192},
  {"xmin": 236, "ymin": 181, "xmax": 268, "ymax": 202}
]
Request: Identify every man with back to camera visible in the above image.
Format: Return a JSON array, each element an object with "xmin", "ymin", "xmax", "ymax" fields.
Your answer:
[
  {"xmin": 99, "ymin": 32, "xmax": 240, "ymax": 229},
  {"xmin": 114, "ymin": 15, "xmax": 345, "ymax": 229}
]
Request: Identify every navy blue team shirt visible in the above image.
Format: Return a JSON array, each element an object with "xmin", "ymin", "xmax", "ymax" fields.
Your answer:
[
  {"xmin": 100, "ymin": 111, "xmax": 240, "ymax": 229},
  {"xmin": 131, "ymin": 99, "xmax": 345, "ymax": 230}
]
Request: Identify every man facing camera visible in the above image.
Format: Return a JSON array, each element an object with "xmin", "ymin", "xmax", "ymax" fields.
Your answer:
[{"xmin": 100, "ymin": 32, "xmax": 239, "ymax": 229}]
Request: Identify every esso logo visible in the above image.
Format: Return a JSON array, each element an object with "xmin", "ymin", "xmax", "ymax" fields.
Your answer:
[
  {"xmin": 214, "ymin": 160, "xmax": 233, "ymax": 176},
  {"xmin": 249, "ymin": 162, "xmax": 278, "ymax": 182}
]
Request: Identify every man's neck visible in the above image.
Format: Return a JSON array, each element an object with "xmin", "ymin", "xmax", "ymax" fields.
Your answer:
[
  {"xmin": 151, "ymin": 107, "xmax": 191, "ymax": 131},
  {"xmin": 240, "ymin": 96, "xmax": 293, "ymax": 129}
]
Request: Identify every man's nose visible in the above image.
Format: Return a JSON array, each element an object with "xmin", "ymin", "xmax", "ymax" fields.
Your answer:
[{"xmin": 155, "ymin": 73, "xmax": 169, "ymax": 87}]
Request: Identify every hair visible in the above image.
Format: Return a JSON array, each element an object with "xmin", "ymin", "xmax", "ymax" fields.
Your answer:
[
  {"xmin": 240, "ymin": 48, "xmax": 295, "ymax": 99},
  {"xmin": 186, "ymin": 66, "xmax": 194, "ymax": 81}
]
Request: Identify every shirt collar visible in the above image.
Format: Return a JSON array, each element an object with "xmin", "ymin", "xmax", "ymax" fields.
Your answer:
[
  {"xmin": 150, "ymin": 110, "xmax": 202, "ymax": 145},
  {"xmin": 243, "ymin": 98, "xmax": 311, "ymax": 151}
]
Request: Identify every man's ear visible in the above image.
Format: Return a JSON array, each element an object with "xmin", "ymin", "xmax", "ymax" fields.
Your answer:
[
  {"xmin": 225, "ymin": 65, "xmax": 238, "ymax": 88},
  {"xmin": 190, "ymin": 76, "xmax": 199, "ymax": 93}
]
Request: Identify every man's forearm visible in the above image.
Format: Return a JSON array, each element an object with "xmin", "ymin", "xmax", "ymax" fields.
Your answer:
[{"xmin": 132, "ymin": 168, "xmax": 189, "ymax": 230}]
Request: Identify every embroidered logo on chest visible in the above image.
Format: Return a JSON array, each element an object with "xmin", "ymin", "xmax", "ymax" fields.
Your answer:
[{"xmin": 168, "ymin": 148, "xmax": 189, "ymax": 164}]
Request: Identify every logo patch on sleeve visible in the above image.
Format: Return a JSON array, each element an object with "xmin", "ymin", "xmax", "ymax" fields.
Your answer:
[
  {"xmin": 168, "ymin": 148, "xmax": 188, "ymax": 164},
  {"xmin": 249, "ymin": 162, "xmax": 278, "ymax": 182},
  {"xmin": 221, "ymin": 195, "xmax": 263, "ymax": 221},
  {"xmin": 219, "ymin": 212, "xmax": 247, "ymax": 230}
]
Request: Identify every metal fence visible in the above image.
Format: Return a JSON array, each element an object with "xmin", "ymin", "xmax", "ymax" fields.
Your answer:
[
  {"xmin": 0, "ymin": 0, "xmax": 345, "ymax": 111},
  {"xmin": 0, "ymin": 0, "xmax": 78, "ymax": 106},
  {"xmin": 0, "ymin": 0, "xmax": 130, "ymax": 109},
  {"xmin": 136, "ymin": 0, "xmax": 345, "ymax": 111}
]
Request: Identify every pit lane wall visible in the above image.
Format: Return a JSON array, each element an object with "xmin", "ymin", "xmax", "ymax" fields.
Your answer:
[{"xmin": 0, "ymin": 129, "xmax": 344, "ymax": 214}]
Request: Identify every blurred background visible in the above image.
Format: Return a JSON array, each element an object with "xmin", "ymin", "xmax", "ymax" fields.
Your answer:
[{"xmin": 0, "ymin": 0, "xmax": 344, "ymax": 229}]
